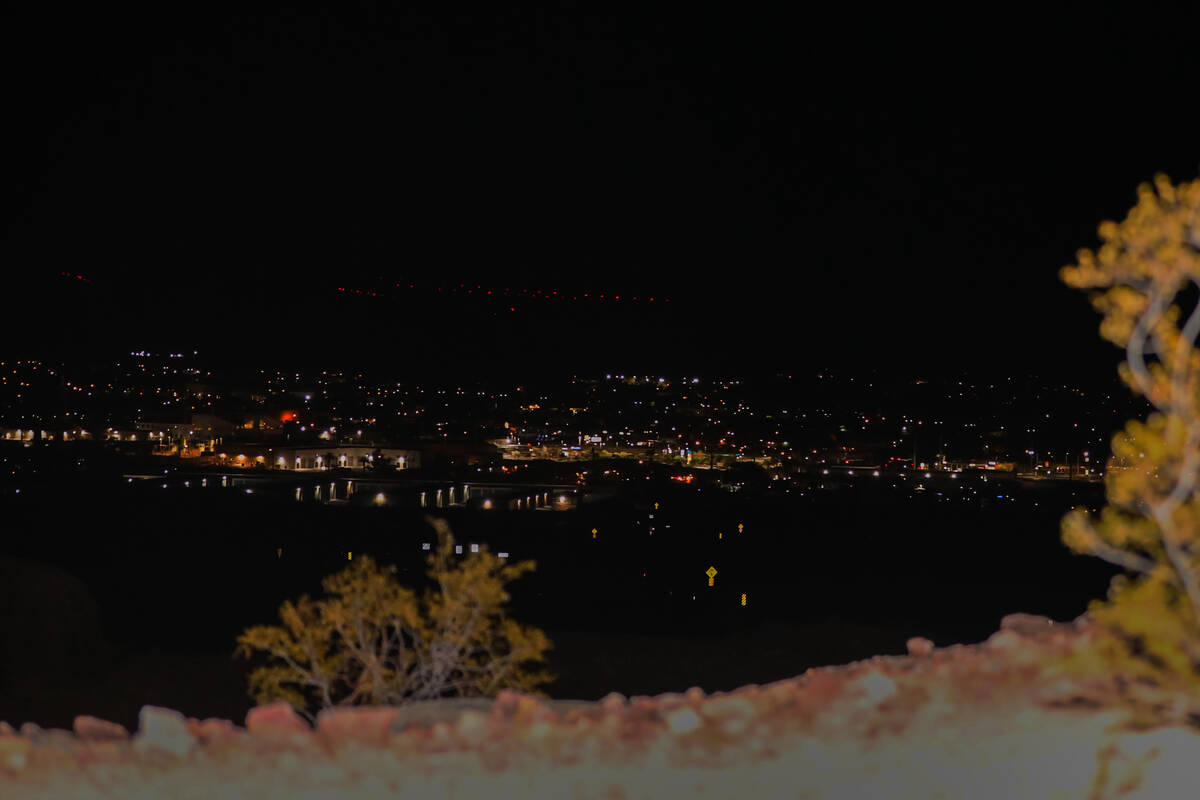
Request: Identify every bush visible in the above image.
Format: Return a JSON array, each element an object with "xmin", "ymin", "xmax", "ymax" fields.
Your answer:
[{"xmin": 236, "ymin": 517, "xmax": 553, "ymax": 717}]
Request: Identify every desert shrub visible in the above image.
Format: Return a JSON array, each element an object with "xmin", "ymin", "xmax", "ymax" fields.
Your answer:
[{"xmin": 236, "ymin": 517, "xmax": 553, "ymax": 717}]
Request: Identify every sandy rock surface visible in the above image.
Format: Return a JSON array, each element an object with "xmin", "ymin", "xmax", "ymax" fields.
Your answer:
[{"xmin": 2, "ymin": 614, "xmax": 1197, "ymax": 799}]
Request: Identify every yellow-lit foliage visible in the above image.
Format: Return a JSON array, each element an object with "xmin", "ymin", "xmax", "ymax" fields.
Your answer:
[
  {"xmin": 236, "ymin": 517, "xmax": 553, "ymax": 716},
  {"xmin": 1060, "ymin": 174, "xmax": 1200, "ymax": 712}
]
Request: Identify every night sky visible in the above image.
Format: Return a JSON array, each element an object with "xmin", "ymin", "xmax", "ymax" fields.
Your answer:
[{"xmin": 4, "ymin": 8, "xmax": 1198, "ymax": 378}]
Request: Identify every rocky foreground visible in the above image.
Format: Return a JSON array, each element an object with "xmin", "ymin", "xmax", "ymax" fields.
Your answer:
[{"xmin": 1, "ymin": 614, "xmax": 1197, "ymax": 799}]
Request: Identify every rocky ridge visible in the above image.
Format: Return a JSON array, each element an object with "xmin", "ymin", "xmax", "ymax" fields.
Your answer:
[{"xmin": 1, "ymin": 614, "xmax": 1197, "ymax": 799}]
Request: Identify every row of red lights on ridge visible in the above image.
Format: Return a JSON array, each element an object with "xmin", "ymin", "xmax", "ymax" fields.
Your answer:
[{"xmin": 336, "ymin": 284, "xmax": 669, "ymax": 303}]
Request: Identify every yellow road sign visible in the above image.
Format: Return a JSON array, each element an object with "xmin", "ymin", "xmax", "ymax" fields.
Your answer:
[{"xmin": 706, "ymin": 566, "xmax": 717, "ymax": 578}]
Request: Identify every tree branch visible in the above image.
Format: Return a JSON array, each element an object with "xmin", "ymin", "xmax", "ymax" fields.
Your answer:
[
  {"xmin": 1128, "ymin": 289, "xmax": 1168, "ymax": 397},
  {"xmin": 1078, "ymin": 530, "xmax": 1158, "ymax": 576},
  {"xmin": 1172, "ymin": 279, "xmax": 1200, "ymax": 406},
  {"xmin": 1140, "ymin": 277, "xmax": 1200, "ymax": 626}
]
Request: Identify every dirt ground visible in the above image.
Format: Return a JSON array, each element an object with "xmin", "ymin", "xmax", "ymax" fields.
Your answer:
[{"xmin": 2, "ymin": 613, "xmax": 1198, "ymax": 799}]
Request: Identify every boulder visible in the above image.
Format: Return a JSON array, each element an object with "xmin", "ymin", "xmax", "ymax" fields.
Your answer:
[
  {"xmin": 133, "ymin": 706, "xmax": 193, "ymax": 757},
  {"xmin": 245, "ymin": 702, "xmax": 309, "ymax": 740},
  {"xmin": 73, "ymin": 716, "xmax": 129, "ymax": 742},
  {"xmin": 906, "ymin": 637, "xmax": 935, "ymax": 657},
  {"xmin": 1000, "ymin": 613, "xmax": 1057, "ymax": 638}
]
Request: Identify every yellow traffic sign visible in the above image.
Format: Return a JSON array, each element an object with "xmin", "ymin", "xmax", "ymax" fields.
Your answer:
[{"xmin": 706, "ymin": 566, "xmax": 717, "ymax": 578}]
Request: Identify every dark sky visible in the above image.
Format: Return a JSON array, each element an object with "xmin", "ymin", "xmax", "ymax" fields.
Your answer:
[{"xmin": 4, "ymin": 7, "xmax": 1198, "ymax": 378}]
